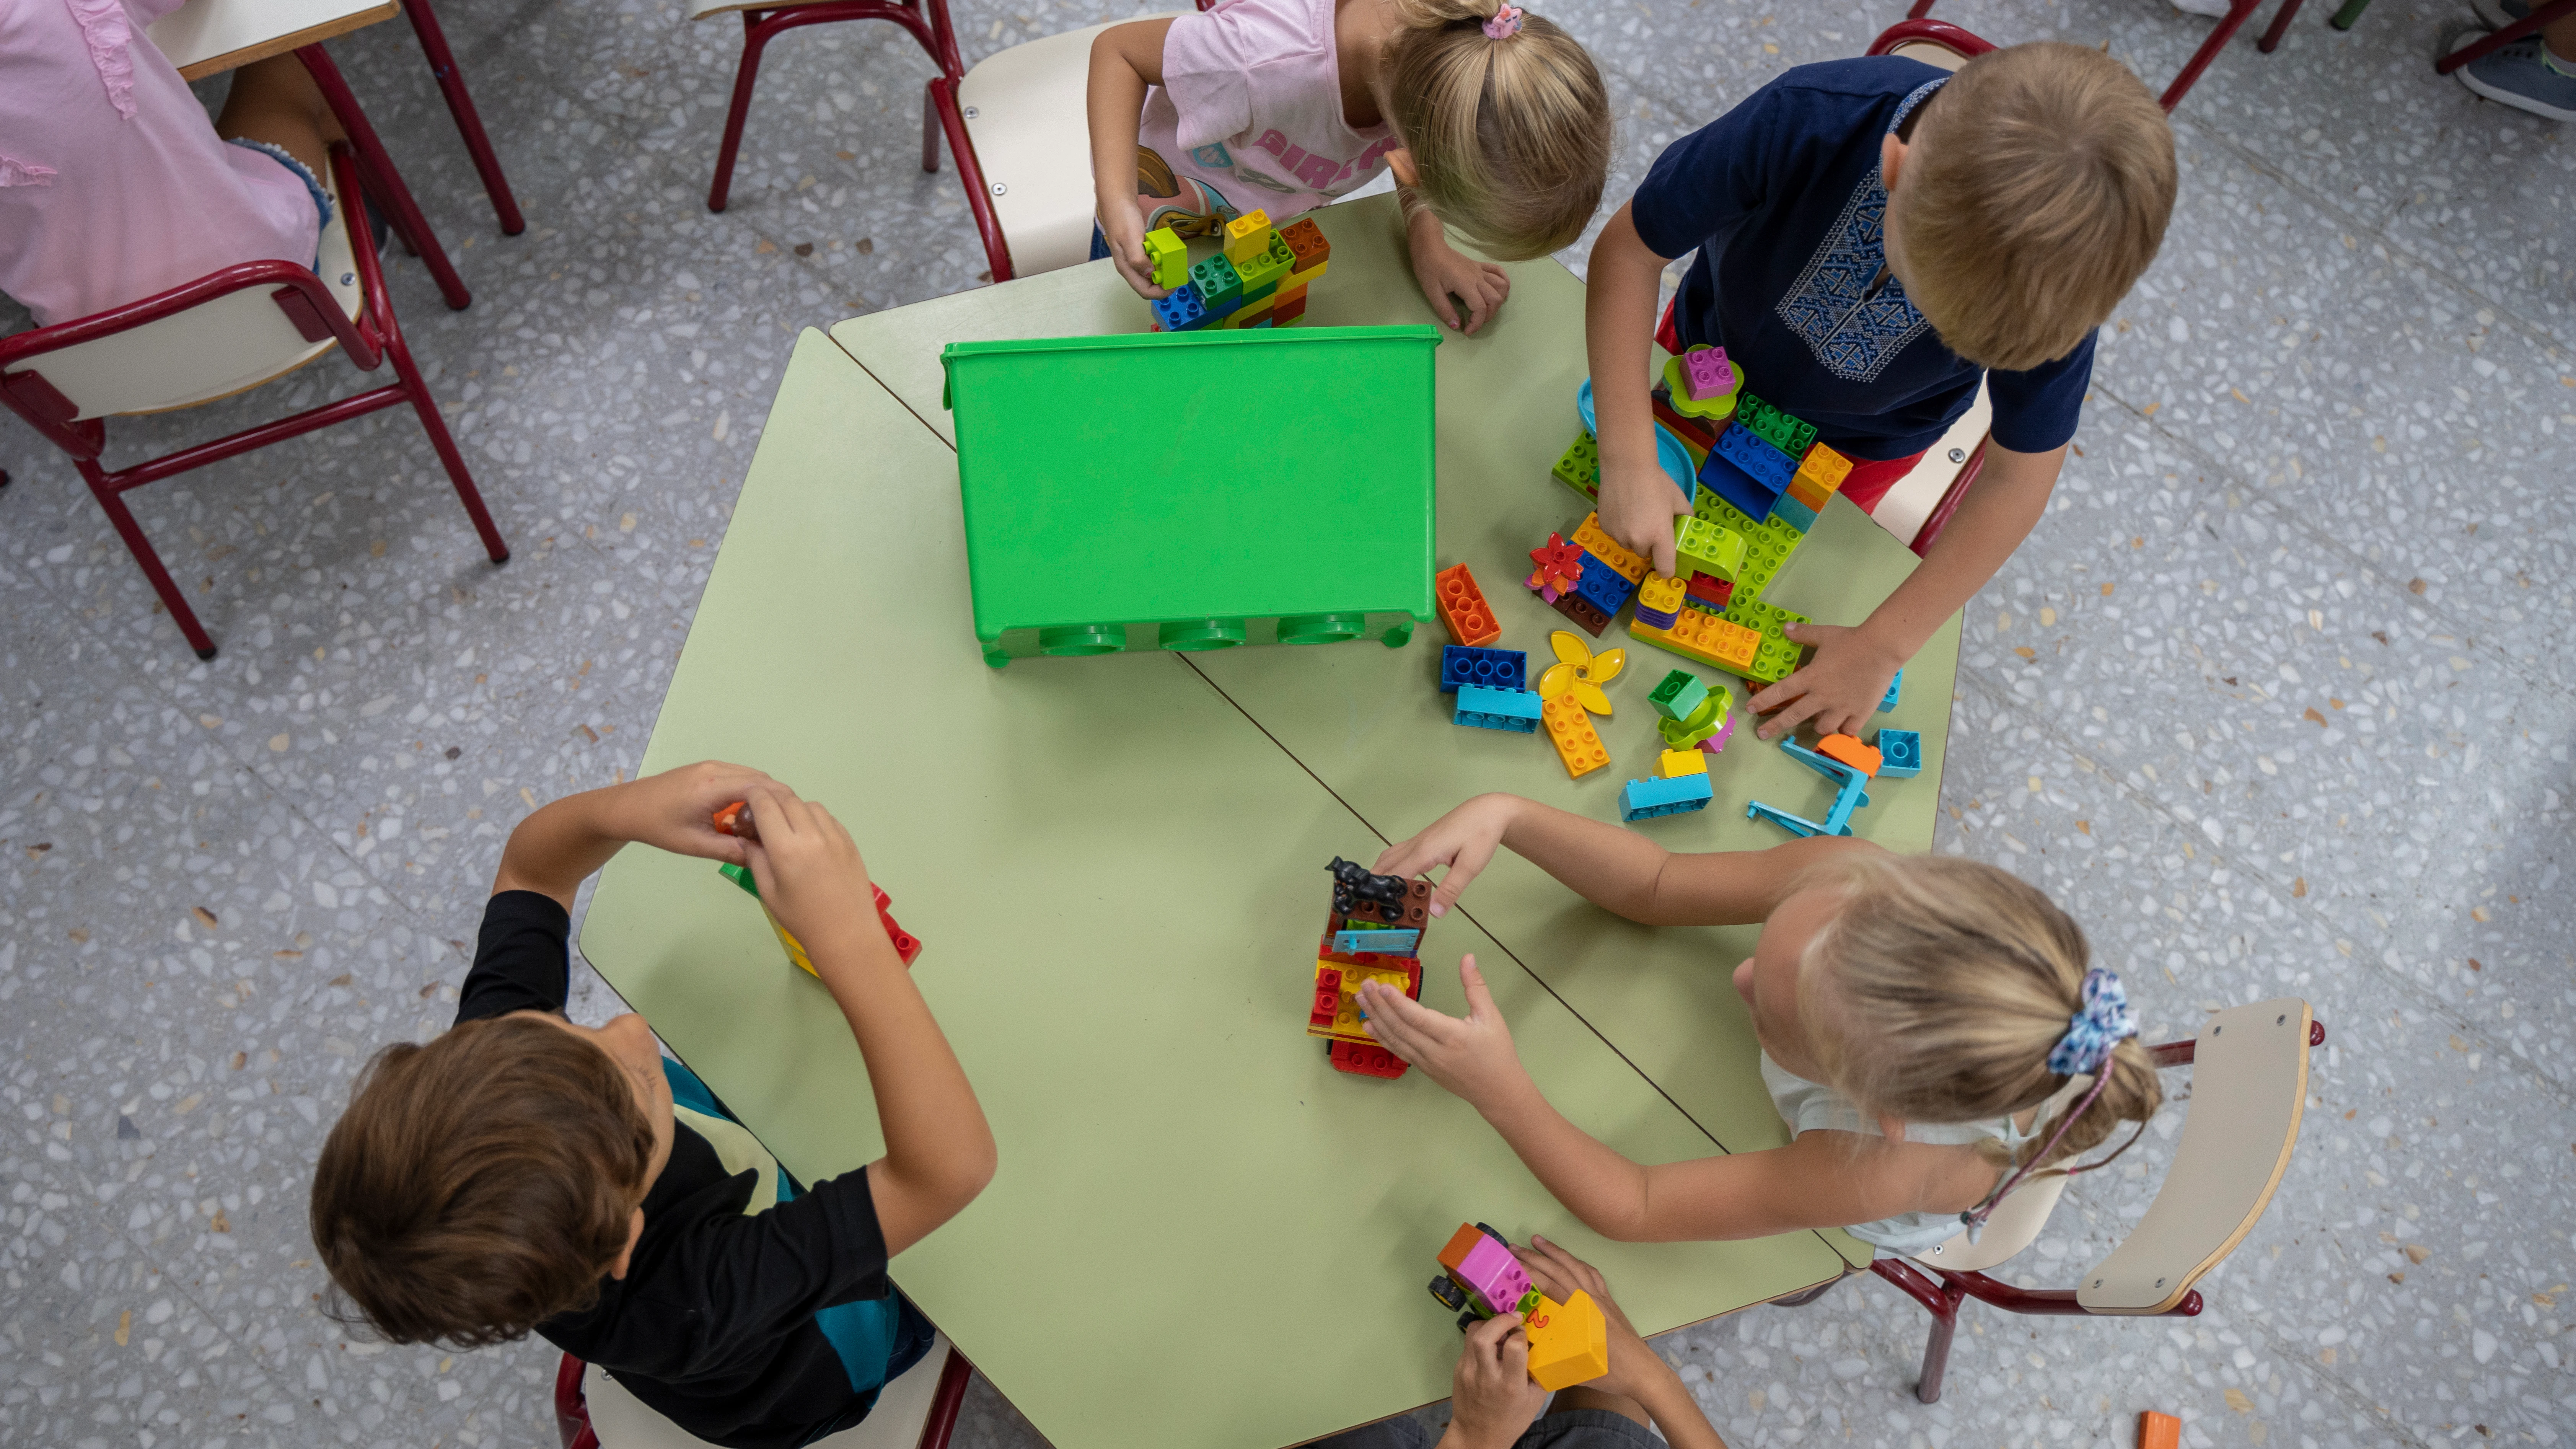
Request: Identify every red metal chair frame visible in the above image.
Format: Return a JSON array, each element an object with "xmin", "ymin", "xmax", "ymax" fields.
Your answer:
[
  {"xmin": 295, "ymin": 42, "xmax": 474, "ymax": 311},
  {"xmin": 1817, "ymin": 1021, "xmax": 2327, "ymax": 1404},
  {"xmin": 399, "ymin": 0, "xmax": 526, "ymax": 235},
  {"xmin": 0, "ymin": 143, "xmax": 509, "ymax": 661},
  {"xmin": 552, "ymin": 1345, "xmax": 975, "ymax": 1449},
  {"xmin": 1902, "ymin": 0, "xmax": 2278, "ymax": 109}
]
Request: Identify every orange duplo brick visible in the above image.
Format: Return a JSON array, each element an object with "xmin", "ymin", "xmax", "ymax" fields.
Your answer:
[
  {"xmin": 2136, "ymin": 1412, "xmax": 2180, "ymax": 1449},
  {"xmin": 1542, "ymin": 695, "xmax": 1610, "ymax": 778},
  {"xmin": 1794, "ymin": 441, "xmax": 1852, "ymax": 497},
  {"xmin": 1523, "ymin": 1291, "xmax": 1610, "ymax": 1389},
  {"xmin": 1437, "ymin": 1222, "xmax": 1488, "ymax": 1273},
  {"xmin": 1435, "ymin": 564, "xmax": 1501, "ymax": 647},
  {"xmin": 1570, "ymin": 512, "xmax": 1647, "ymax": 582},
  {"xmin": 1815, "ymin": 733, "xmax": 1882, "ymax": 776}
]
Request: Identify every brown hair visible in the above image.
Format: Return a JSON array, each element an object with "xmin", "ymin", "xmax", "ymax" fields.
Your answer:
[
  {"xmin": 1383, "ymin": 0, "xmax": 1610, "ymax": 261},
  {"xmin": 1889, "ymin": 42, "xmax": 2177, "ymax": 372},
  {"xmin": 311, "ymin": 1015, "xmax": 653, "ymax": 1347},
  {"xmin": 1795, "ymin": 853, "xmax": 2161, "ymax": 1169}
]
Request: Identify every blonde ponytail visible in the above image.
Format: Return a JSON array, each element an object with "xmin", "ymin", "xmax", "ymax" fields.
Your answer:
[
  {"xmin": 1382, "ymin": 0, "xmax": 1610, "ymax": 261},
  {"xmin": 1795, "ymin": 853, "xmax": 2162, "ymax": 1168}
]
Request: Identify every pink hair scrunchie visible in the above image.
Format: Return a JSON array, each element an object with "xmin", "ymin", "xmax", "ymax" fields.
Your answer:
[{"xmin": 1482, "ymin": 4, "xmax": 1523, "ymax": 39}]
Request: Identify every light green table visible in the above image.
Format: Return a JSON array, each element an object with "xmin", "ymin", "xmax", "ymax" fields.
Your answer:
[{"xmin": 583, "ymin": 195, "xmax": 1962, "ymax": 1447}]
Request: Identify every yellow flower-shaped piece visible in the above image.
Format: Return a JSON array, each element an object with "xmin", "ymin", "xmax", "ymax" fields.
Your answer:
[{"xmin": 1538, "ymin": 629, "xmax": 1623, "ymax": 716}]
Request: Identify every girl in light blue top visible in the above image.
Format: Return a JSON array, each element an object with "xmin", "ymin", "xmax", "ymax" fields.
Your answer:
[{"xmin": 1354, "ymin": 793, "xmax": 2158, "ymax": 1252}]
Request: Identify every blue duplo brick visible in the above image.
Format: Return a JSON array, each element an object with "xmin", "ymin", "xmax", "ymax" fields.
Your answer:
[{"xmin": 1439, "ymin": 645, "xmax": 1528, "ymax": 693}]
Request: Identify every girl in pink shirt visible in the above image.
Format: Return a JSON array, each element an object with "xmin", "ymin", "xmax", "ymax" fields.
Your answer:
[
  {"xmin": 0, "ymin": 0, "xmax": 344, "ymax": 328},
  {"xmin": 1086, "ymin": 0, "xmax": 1609, "ymax": 335}
]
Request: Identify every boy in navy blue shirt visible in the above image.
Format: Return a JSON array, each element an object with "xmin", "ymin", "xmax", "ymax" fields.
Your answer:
[{"xmin": 1585, "ymin": 44, "xmax": 2176, "ymax": 741}]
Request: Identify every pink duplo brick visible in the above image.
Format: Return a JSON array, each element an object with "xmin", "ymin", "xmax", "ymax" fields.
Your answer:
[{"xmin": 1454, "ymin": 1234, "xmax": 1532, "ymax": 1316}]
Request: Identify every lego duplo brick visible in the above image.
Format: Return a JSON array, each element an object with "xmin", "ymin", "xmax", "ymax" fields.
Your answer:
[
  {"xmin": 1796, "ymin": 440, "xmax": 1852, "ymax": 496},
  {"xmin": 1332, "ymin": 927, "xmax": 1420, "ymax": 956},
  {"xmin": 1674, "ymin": 518, "xmax": 1746, "ymax": 581},
  {"xmin": 1657, "ymin": 688, "xmax": 1729, "ymax": 749},
  {"xmin": 871, "ymin": 884, "xmax": 922, "ymax": 966},
  {"xmin": 1526, "ymin": 532, "xmax": 1586, "ymax": 597},
  {"xmin": 1714, "ymin": 422, "xmax": 1795, "ymax": 494},
  {"xmin": 1546, "ymin": 588, "xmax": 1611, "ymax": 638},
  {"xmin": 1189, "ymin": 254, "xmax": 1243, "ymax": 312},
  {"xmin": 1280, "ymin": 216, "xmax": 1330, "ymax": 274},
  {"xmin": 1874, "ymin": 728, "xmax": 1923, "ymax": 778},
  {"xmin": 1683, "ymin": 572, "xmax": 1733, "ymax": 610},
  {"xmin": 1439, "ymin": 644, "xmax": 1528, "ymax": 693},
  {"xmin": 1646, "ymin": 668, "xmax": 1708, "ymax": 722},
  {"xmin": 1631, "ymin": 607, "xmax": 1762, "ymax": 677},
  {"xmin": 1735, "ymin": 392, "xmax": 1816, "ymax": 457},
  {"xmin": 1224, "ymin": 209, "xmax": 1273, "ymax": 267},
  {"xmin": 1691, "ymin": 490, "xmax": 1802, "ymax": 599},
  {"xmin": 1880, "ymin": 668, "xmax": 1903, "ymax": 712},
  {"xmin": 1785, "ymin": 472, "xmax": 1834, "ymax": 510},
  {"xmin": 1236, "ymin": 233, "xmax": 1294, "ymax": 293},
  {"xmin": 1648, "ymin": 388, "xmax": 1722, "ymax": 460},
  {"xmin": 1768, "ymin": 491, "xmax": 1818, "ymax": 535},
  {"xmin": 1449, "ymin": 1233, "xmax": 1534, "ymax": 1317},
  {"xmin": 1541, "ymin": 694, "xmax": 1610, "ymax": 777},
  {"xmin": 1636, "ymin": 572, "xmax": 1687, "ymax": 616},
  {"xmin": 1696, "ymin": 445, "xmax": 1778, "ymax": 524},
  {"xmin": 1150, "ymin": 284, "xmax": 1207, "ymax": 333},
  {"xmin": 1455, "ymin": 685, "xmax": 1542, "ymax": 732},
  {"xmin": 1698, "ymin": 711, "xmax": 1735, "ymax": 754},
  {"xmin": 1344, "ymin": 876, "xmax": 1434, "ymax": 931},
  {"xmin": 1327, "ymin": 1039, "xmax": 1407, "ymax": 1078},
  {"xmin": 1619, "ymin": 773, "xmax": 1714, "ymax": 822},
  {"xmin": 1143, "ymin": 227, "xmax": 1188, "ymax": 290},
  {"xmin": 1523, "ymin": 1292, "xmax": 1610, "ymax": 1390},
  {"xmin": 1681, "ymin": 345, "xmax": 1737, "ymax": 401},
  {"xmin": 1816, "ymin": 733, "xmax": 1882, "ymax": 777},
  {"xmin": 1658, "ymin": 748, "xmax": 1710, "ymax": 777},
  {"xmin": 1553, "ymin": 429, "xmax": 1602, "ymax": 501},
  {"xmin": 1573, "ymin": 552, "xmax": 1636, "ymax": 618},
  {"xmin": 1270, "ymin": 295, "xmax": 1308, "ymax": 328},
  {"xmin": 1571, "ymin": 512, "xmax": 1648, "ymax": 583},
  {"xmin": 1434, "ymin": 564, "xmax": 1501, "ymax": 646}
]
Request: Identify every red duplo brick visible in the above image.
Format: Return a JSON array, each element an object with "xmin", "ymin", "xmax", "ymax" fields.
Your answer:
[
  {"xmin": 872, "ymin": 885, "xmax": 922, "ymax": 966},
  {"xmin": 1328, "ymin": 1040, "xmax": 1408, "ymax": 1079}
]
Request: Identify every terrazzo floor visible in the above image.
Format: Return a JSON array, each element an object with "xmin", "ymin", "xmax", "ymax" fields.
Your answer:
[{"xmin": 2, "ymin": 0, "xmax": 2569, "ymax": 1446}]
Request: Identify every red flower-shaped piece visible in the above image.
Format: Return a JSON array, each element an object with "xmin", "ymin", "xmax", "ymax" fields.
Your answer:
[{"xmin": 1526, "ymin": 533, "xmax": 1586, "ymax": 600}]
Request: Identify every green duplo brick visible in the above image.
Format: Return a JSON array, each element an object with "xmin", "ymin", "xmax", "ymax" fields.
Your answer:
[
  {"xmin": 1190, "ymin": 255, "xmax": 1243, "ymax": 310},
  {"xmin": 1675, "ymin": 519, "xmax": 1746, "ymax": 580},
  {"xmin": 1553, "ymin": 430, "xmax": 1601, "ymax": 500},
  {"xmin": 1647, "ymin": 668, "xmax": 1709, "ymax": 722},
  {"xmin": 1737, "ymin": 393, "xmax": 1817, "ymax": 459}
]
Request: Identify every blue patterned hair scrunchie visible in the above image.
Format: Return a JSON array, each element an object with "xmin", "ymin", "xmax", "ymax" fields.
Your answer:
[{"xmin": 2046, "ymin": 968, "xmax": 2138, "ymax": 1076}]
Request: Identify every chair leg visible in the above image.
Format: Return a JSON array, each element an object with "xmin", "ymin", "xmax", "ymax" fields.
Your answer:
[
  {"xmin": 2159, "ymin": 0, "xmax": 2266, "ymax": 109},
  {"xmin": 708, "ymin": 12, "xmax": 775, "ymax": 213},
  {"xmin": 399, "ymin": 0, "xmax": 526, "ymax": 235},
  {"xmin": 1915, "ymin": 1298, "xmax": 1960, "ymax": 1404},
  {"xmin": 1771, "ymin": 1275, "xmax": 1847, "ymax": 1308},
  {"xmin": 297, "ymin": 44, "xmax": 473, "ymax": 310},
  {"xmin": 385, "ymin": 332, "xmax": 510, "ymax": 564},
  {"xmin": 921, "ymin": 85, "xmax": 940, "ymax": 174},
  {"xmin": 78, "ymin": 458, "xmax": 217, "ymax": 658},
  {"xmin": 2257, "ymin": 0, "xmax": 2310, "ymax": 52}
]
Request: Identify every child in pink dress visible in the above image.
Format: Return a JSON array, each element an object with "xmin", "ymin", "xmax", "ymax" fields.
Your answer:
[
  {"xmin": 1085, "ymin": 0, "xmax": 1609, "ymax": 335},
  {"xmin": 0, "ymin": 0, "xmax": 342, "ymax": 326}
]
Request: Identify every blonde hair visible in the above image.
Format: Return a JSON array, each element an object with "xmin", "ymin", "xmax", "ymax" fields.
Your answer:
[
  {"xmin": 1890, "ymin": 42, "xmax": 2177, "ymax": 372},
  {"xmin": 1795, "ymin": 853, "xmax": 2160, "ymax": 1169},
  {"xmin": 1383, "ymin": 0, "xmax": 1609, "ymax": 261}
]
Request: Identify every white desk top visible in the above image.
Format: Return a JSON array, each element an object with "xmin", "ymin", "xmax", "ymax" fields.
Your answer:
[{"xmin": 148, "ymin": 0, "xmax": 398, "ymax": 80}]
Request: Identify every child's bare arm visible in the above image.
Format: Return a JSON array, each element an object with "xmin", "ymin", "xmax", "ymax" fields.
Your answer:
[
  {"xmin": 1585, "ymin": 202, "xmax": 1690, "ymax": 578},
  {"xmin": 1376, "ymin": 793, "xmax": 1875, "ymax": 927},
  {"xmin": 491, "ymin": 761, "xmax": 771, "ymax": 909},
  {"xmin": 1751, "ymin": 440, "xmax": 2068, "ymax": 742},
  {"xmin": 737, "ymin": 784, "xmax": 996, "ymax": 1257},
  {"xmin": 1087, "ymin": 18, "xmax": 1177, "ymax": 297}
]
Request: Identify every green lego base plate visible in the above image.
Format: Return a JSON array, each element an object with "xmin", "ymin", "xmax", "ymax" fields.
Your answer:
[{"xmin": 942, "ymin": 328, "xmax": 1442, "ymax": 665}]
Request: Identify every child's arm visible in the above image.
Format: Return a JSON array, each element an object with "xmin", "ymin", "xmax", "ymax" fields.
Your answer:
[
  {"xmin": 1375, "ymin": 792, "xmax": 1872, "ymax": 926},
  {"xmin": 1585, "ymin": 202, "xmax": 1691, "ymax": 579},
  {"xmin": 490, "ymin": 761, "xmax": 770, "ymax": 908},
  {"xmin": 1510, "ymin": 1236, "xmax": 1728, "ymax": 1449},
  {"xmin": 1749, "ymin": 439, "xmax": 2068, "ymax": 741},
  {"xmin": 1087, "ymin": 18, "xmax": 1180, "ymax": 298},
  {"xmin": 1356, "ymin": 959, "xmax": 1995, "ymax": 1241},
  {"xmin": 737, "ymin": 784, "xmax": 996, "ymax": 1257}
]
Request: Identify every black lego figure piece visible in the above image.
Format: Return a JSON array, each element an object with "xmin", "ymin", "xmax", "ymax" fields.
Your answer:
[{"xmin": 1327, "ymin": 856, "xmax": 1411, "ymax": 918}]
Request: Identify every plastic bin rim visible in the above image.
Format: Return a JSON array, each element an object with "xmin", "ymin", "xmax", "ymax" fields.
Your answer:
[{"xmin": 939, "ymin": 324, "xmax": 1442, "ymax": 409}]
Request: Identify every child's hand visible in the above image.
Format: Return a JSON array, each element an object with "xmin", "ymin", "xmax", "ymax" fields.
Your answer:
[
  {"xmin": 1746, "ymin": 621, "xmax": 1903, "ymax": 741},
  {"xmin": 1374, "ymin": 794, "xmax": 1520, "ymax": 918},
  {"xmin": 1508, "ymin": 1234, "xmax": 1660, "ymax": 1403},
  {"xmin": 1445, "ymin": 1311, "xmax": 1551, "ymax": 1449},
  {"xmin": 735, "ymin": 784, "xmax": 883, "ymax": 967},
  {"xmin": 616, "ymin": 761, "xmax": 778, "ymax": 866},
  {"xmin": 1408, "ymin": 231, "xmax": 1511, "ymax": 335},
  {"xmin": 1598, "ymin": 458, "xmax": 1690, "ymax": 579},
  {"xmin": 1097, "ymin": 197, "xmax": 1170, "ymax": 300},
  {"xmin": 1356, "ymin": 955, "xmax": 1528, "ymax": 1110}
]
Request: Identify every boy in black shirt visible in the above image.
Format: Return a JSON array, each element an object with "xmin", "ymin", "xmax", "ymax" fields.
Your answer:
[{"xmin": 310, "ymin": 764, "xmax": 996, "ymax": 1449}]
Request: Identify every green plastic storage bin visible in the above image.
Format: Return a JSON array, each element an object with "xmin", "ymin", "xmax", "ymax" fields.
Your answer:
[{"xmin": 940, "ymin": 327, "xmax": 1440, "ymax": 668}]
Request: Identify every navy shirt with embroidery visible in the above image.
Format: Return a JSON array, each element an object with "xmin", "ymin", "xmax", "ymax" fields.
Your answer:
[{"xmin": 1631, "ymin": 57, "xmax": 2096, "ymax": 462}]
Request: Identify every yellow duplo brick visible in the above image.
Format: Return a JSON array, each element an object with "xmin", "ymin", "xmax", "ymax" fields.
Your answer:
[
  {"xmin": 1659, "ymin": 749, "xmax": 1708, "ymax": 778},
  {"xmin": 1786, "ymin": 473, "xmax": 1833, "ymax": 510},
  {"xmin": 1571, "ymin": 512, "xmax": 1647, "ymax": 582},
  {"xmin": 1286, "ymin": 259, "xmax": 1327, "ymax": 287},
  {"xmin": 1541, "ymin": 696, "xmax": 1610, "ymax": 779},
  {"xmin": 1637, "ymin": 572, "xmax": 1687, "ymax": 614},
  {"xmin": 1523, "ymin": 1291, "xmax": 1610, "ymax": 1390},
  {"xmin": 1224, "ymin": 209, "xmax": 1273, "ymax": 267}
]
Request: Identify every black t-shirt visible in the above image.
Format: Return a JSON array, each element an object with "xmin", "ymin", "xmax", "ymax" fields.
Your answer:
[{"xmin": 460, "ymin": 892, "xmax": 890, "ymax": 1449}]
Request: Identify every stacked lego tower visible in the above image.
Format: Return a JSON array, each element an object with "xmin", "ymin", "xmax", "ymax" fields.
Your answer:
[
  {"xmin": 1143, "ymin": 210, "xmax": 1329, "ymax": 333},
  {"xmin": 1549, "ymin": 345, "xmax": 1853, "ymax": 689},
  {"xmin": 1425, "ymin": 1222, "xmax": 1610, "ymax": 1390},
  {"xmin": 1307, "ymin": 857, "xmax": 1431, "ymax": 1079}
]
